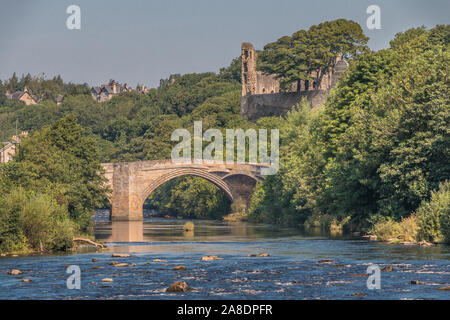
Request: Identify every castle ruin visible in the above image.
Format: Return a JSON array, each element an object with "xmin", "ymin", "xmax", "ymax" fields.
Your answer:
[{"xmin": 240, "ymin": 42, "xmax": 348, "ymax": 121}]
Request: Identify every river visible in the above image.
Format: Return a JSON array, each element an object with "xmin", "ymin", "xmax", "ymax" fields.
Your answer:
[{"xmin": 0, "ymin": 211, "xmax": 449, "ymax": 299}]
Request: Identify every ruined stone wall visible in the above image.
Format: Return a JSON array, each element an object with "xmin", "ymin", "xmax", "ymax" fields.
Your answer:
[
  {"xmin": 241, "ymin": 90, "xmax": 328, "ymax": 122},
  {"xmin": 240, "ymin": 41, "xmax": 348, "ymax": 121}
]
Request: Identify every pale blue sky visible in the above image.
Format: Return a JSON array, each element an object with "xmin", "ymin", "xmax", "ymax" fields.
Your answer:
[{"xmin": 0, "ymin": 0, "xmax": 448, "ymax": 88}]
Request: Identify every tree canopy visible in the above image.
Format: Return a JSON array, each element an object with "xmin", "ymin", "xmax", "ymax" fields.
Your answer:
[{"xmin": 259, "ymin": 19, "xmax": 369, "ymax": 91}]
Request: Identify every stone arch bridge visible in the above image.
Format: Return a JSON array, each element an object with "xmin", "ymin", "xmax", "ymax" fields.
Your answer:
[{"xmin": 101, "ymin": 160, "xmax": 268, "ymax": 220}]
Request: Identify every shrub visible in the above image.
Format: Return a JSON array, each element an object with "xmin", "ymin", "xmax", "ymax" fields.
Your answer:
[
  {"xmin": 231, "ymin": 197, "xmax": 247, "ymax": 215},
  {"xmin": 0, "ymin": 188, "xmax": 75, "ymax": 253},
  {"xmin": 369, "ymin": 214, "xmax": 418, "ymax": 242},
  {"xmin": 304, "ymin": 214, "xmax": 350, "ymax": 232},
  {"xmin": 417, "ymin": 181, "xmax": 450, "ymax": 243}
]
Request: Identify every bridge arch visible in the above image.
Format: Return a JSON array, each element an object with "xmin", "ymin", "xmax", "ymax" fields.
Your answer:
[{"xmin": 139, "ymin": 168, "xmax": 235, "ymax": 209}]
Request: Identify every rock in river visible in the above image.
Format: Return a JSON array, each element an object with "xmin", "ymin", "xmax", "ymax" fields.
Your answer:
[
  {"xmin": 113, "ymin": 263, "xmax": 129, "ymax": 267},
  {"xmin": 8, "ymin": 269, "xmax": 23, "ymax": 275},
  {"xmin": 351, "ymin": 292, "xmax": 366, "ymax": 297},
  {"xmin": 317, "ymin": 259, "xmax": 334, "ymax": 264},
  {"xmin": 437, "ymin": 286, "xmax": 450, "ymax": 291},
  {"xmin": 112, "ymin": 253, "xmax": 131, "ymax": 258},
  {"xmin": 101, "ymin": 278, "xmax": 113, "ymax": 282},
  {"xmin": 201, "ymin": 255, "xmax": 223, "ymax": 261},
  {"xmin": 166, "ymin": 281, "xmax": 192, "ymax": 292},
  {"xmin": 381, "ymin": 266, "xmax": 394, "ymax": 272},
  {"xmin": 173, "ymin": 265, "xmax": 187, "ymax": 271},
  {"xmin": 250, "ymin": 253, "xmax": 270, "ymax": 257}
]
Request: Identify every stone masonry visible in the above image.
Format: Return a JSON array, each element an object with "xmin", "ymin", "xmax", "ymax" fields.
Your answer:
[{"xmin": 102, "ymin": 160, "xmax": 268, "ymax": 220}]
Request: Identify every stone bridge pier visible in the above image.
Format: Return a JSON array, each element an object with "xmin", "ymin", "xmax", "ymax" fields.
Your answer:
[{"xmin": 101, "ymin": 160, "xmax": 267, "ymax": 221}]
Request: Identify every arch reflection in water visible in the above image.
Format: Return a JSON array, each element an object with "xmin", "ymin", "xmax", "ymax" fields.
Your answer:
[{"xmin": 110, "ymin": 220, "xmax": 144, "ymax": 242}]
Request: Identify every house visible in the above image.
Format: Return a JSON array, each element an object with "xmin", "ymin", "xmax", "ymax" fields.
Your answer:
[
  {"xmin": 5, "ymin": 87, "xmax": 37, "ymax": 105},
  {"xmin": 0, "ymin": 142, "xmax": 16, "ymax": 163},
  {"xmin": 91, "ymin": 80, "xmax": 133, "ymax": 102},
  {"xmin": 56, "ymin": 94, "xmax": 64, "ymax": 105},
  {"xmin": 0, "ymin": 131, "xmax": 28, "ymax": 163},
  {"xmin": 136, "ymin": 84, "xmax": 149, "ymax": 94}
]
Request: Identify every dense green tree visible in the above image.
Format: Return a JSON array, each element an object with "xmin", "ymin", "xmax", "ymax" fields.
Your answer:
[
  {"xmin": 259, "ymin": 19, "xmax": 369, "ymax": 91},
  {"xmin": 250, "ymin": 25, "xmax": 449, "ymax": 233},
  {"xmin": 17, "ymin": 115, "xmax": 109, "ymax": 229}
]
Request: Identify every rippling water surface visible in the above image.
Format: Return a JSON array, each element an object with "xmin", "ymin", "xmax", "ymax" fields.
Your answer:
[{"xmin": 1, "ymin": 212, "xmax": 449, "ymax": 299}]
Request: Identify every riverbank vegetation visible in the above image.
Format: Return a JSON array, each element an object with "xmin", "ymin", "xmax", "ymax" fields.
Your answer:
[
  {"xmin": 0, "ymin": 116, "xmax": 108, "ymax": 253},
  {"xmin": 0, "ymin": 22, "xmax": 448, "ymax": 248},
  {"xmin": 248, "ymin": 25, "xmax": 449, "ymax": 243}
]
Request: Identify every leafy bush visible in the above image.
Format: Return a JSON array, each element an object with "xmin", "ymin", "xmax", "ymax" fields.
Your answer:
[
  {"xmin": 304, "ymin": 214, "xmax": 350, "ymax": 231},
  {"xmin": 0, "ymin": 188, "xmax": 75, "ymax": 253},
  {"xmin": 417, "ymin": 181, "xmax": 450, "ymax": 243},
  {"xmin": 230, "ymin": 197, "xmax": 247, "ymax": 215},
  {"xmin": 0, "ymin": 191, "xmax": 28, "ymax": 253},
  {"xmin": 369, "ymin": 215, "xmax": 418, "ymax": 242}
]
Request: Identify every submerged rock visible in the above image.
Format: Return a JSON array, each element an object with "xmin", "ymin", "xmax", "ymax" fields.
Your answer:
[
  {"xmin": 351, "ymin": 292, "xmax": 366, "ymax": 297},
  {"xmin": 101, "ymin": 278, "xmax": 113, "ymax": 282},
  {"xmin": 153, "ymin": 259, "xmax": 168, "ymax": 262},
  {"xmin": 317, "ymin": 259, "xmax": 334, "ymax": 264},
  {"xmin": 112, "ymin": 253, "xmax": 131, "ymax": 258},
  {"xmin": 381, "ymin": 266, "xmax": 394, "ymax": 272},
  {"xmin": 350, "ymin": 274, "xmax": 368, "ymax": 278},
  {"xmin": 250, "ymin": 253, "xmax": 270, "ymax": 257},
  {"xmin": 173, "ymin": 265, "xmax": 187, "ymax": 271},
  {"xmin": 22, "ymin": 279, "xmax": 32, "ymax": 282},
  {"xmin": 166, "ymin": 281, "xmax": 192, "ymax": 292},
  {"xmin": 437, "ymin": 286, "xmax": 450, "ymax": 291},
  {"xmin": 411, "ymin": 280, "xmax": 426, "ymax": 285},
  {"xmin": 109, "ymin": 261, "xmax": 119, "ymax": 265},
  {"xmin": 113, "ymin": 263, "xmax": 129, "ymax": 267},
  {"xmin": 201, "ymin": 255, "xmax": 223, "ymax": 261},
  {"xmin": 8, "ymin": 269, "xmax": 23, "ymax": 275},
  {"xmin": 92, "ymin": 258, "xmax": 98, "ymax": 262}
]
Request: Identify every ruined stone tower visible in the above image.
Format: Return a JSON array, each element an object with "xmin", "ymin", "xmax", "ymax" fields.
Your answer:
[{"xmin": 241, "ymin": 42, "xmax": 258, "ymax": 96}]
